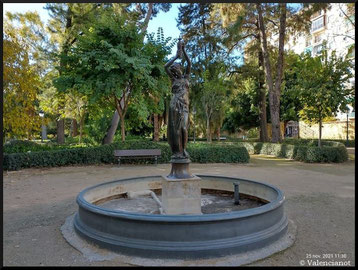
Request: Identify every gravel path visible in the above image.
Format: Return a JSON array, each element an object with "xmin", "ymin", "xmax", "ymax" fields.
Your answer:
[{"xmin": 3, "ymin": 155, "xmax": 355, "ymax": 266}]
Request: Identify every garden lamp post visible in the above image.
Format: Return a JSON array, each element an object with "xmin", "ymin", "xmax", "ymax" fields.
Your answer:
[
  {"xmin": 192, "ymin": 107, "xmax": 196, "ymax": 143},
  {"xmin": 39, "ymin": 110, "xmax": 47, "ymax": 142}
]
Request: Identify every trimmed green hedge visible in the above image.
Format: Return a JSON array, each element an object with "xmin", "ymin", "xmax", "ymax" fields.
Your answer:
[
  {"xmin": 187, "ymin": 144, "xmax": 250, "ymax": 163},
  {"xmin": 236, "ymin": 141, "xmax": 348, "ymax": 163},
  {"xmin": 3, "ymin": 139, "xmax": 90, "ymax": 154},
  {"xmin": 3, "ymin": 140, "xmax": 249, "ymax": 171},
  {"xmin": 2, "ymin": 138, "xmax": 348, "ymax": 171},
  {"xmin": 282, "ymin": 138, "xmax": 355, "ymax": 147}
]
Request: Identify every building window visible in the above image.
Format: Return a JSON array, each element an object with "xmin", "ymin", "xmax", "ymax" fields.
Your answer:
[
  {"xmin": 305, "ymin": 37, "xmax": 311, "ymax": 47},
  {"xmin": 314, "ymin": 33, "xmax": 323, "ymax": 44},
  {"xmin": 313, "ymin": 44, "xmax": 323, "ymax": 55},
  {"xmin": 312, "ymin": 16, "xmax": 325, "ymax": 32}
]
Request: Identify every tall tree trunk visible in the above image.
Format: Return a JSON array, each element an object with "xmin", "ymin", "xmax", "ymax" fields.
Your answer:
[
  {"xmin": 114, "ymin": 95, "xmax": 129, "ymax": 142},
  {"xmin": 102, "ymin": 111, "xmax": 120, "ymax": 144},
  {"xmin": 79, "ymin": 115, "xmax": 85, "ymax": 144},
  {"xmin": 257, "ymin": 3, "xmax": 286, "ymax": 143},
  {"xmin": 272, "ymin": 3, "xmax": 287, "ymax": 143},
  {"xmin": 206, "ymin": 118, "xmax": 212, "ymax": 142},
  {"xmin": 318, "ymin": 118, "xmax": 322, "ymax": 148},
  {"xmin": 141, "ymin": 3, "xmax": 153, "ymax": 33},
  {"xmin": 57, "ymin": 6, "xmax": 73, "ymax": 145},
  {"xmin": 257, "ymin": 33, "xmax": 269, "ymax": 142},
  {"xmin": 72, "ymin": 119, "xmax": 78, "ymax": 137},
  {"xmin": 57, "ymin": 119, "xmax": 65, "ymax": 144},
  {"xmin": 153, "ymin": 113, "xmax": 159, "ymax": 142},
  {"xmin": 216, "ymin": 127, "xmax": 221, "ymax": 141},
  {"xmin": 120, "ymin": 116, "xmax": 125, "ymax": 142}
]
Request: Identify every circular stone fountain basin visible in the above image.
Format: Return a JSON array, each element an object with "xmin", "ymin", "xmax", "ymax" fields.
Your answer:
[{"xmin": 74, "ymin": 175, "xmax": 288, "ymax": 259}]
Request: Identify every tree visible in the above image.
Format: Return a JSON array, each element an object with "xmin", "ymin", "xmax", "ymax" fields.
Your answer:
[
  {"xmin": 102, "ymin": 3, "xmax": 172, "ymax": 144},
  {"xmin": 295, "ymin": 50, "xmax": 354, "ymax": 147},
  {"xmin": 211, "ymin": 3, "xmax": 269, "ymax": 142},
  {"xmin": 223, "ymin": 62, "xmax": 264, "ymax": 134},
  {"xmin": 212, "ymin": 3, "xmax": 329, "ymax": 142},
  {"xmin": 201, "ymin": 62, "xmax": 232, "ymax": 142},
  {"xmin": 177, "ymin": 3, "xmax": 236, "ymax": 142},
  {"xmin": 45, "ymin": 3, "xmax": 102, "ymax": 144},
  {"xmin": 256, "ymin": 3, "xmax": 287, "ymax": 143},
  {"xmin": 145, "ymin": 27, "xmax": 175, "ymax": 142},
  {"xmin": 3, "ymin": 21, "xmax": 42, "ymax": 140},
  {"xmin": 280, "ymin": 52, "xmax": 304, "ymax": 135},
  {"xmin": 54, "ymin": 12, "xmax": 163, "ymax": 142}
]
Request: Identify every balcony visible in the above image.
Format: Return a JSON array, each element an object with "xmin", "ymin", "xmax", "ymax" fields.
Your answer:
[
  {"xmin": 311, "ymin": 15, "xmax": 326, "ymax": 33},
  {"xmin": 312, "ymin": 44, "xmax": 323, "ymax": 56}
]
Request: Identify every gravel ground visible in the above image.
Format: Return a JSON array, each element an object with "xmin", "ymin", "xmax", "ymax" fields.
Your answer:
[{"xmin": 3, "ymin": 155, "xmax": 355, "ymax": 266}]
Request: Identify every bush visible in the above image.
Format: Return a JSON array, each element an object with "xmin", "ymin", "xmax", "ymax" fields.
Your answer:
[
  {"xmin": 236, "ymin": 141, "xmax": 348, "ymax": 163},
  {"xmin": 3, "ymin": 140, "xmax": 249, "ymax": 171},
  {"xmin": 246, "ymin": 127, "xmax": 259, "ymax": 139},
  {"xmin": 283, "ymin": 138, "xmax": 355, "ymax": 147},
  {"xmin": 3, "ymin": 140, "xmax": 50, "ymax": 154},
  {"xmin": 187, "ymin": 143, "xmax": 250, "ymax": 163}
]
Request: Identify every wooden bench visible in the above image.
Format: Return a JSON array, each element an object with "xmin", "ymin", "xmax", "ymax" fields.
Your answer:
[{"xmin": 114, "ymin": 149, "xmax": 161, "ymax": 166}]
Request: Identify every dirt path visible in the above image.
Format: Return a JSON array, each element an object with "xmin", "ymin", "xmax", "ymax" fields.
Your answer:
[{"xmin": 3, "ymin": 156, "xmax": 355, "ymax": 266}]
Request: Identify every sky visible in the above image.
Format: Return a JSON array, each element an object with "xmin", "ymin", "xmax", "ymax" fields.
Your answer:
[{"xmin": 3, "ymin": 3, "xmax": 181, "ymax": 57}]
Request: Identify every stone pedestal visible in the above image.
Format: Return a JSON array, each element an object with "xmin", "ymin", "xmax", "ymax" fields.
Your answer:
[{"xmin": 161, "ymin": 175, "xmax": 202, "ymax": 215}]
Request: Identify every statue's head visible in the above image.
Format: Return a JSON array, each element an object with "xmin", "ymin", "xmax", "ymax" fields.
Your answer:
[{"xmin": 170, "ymin": 63, "xmax": 182, "ymax": 79}]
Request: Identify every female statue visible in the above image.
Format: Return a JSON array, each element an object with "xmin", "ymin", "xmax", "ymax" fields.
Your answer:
[{"xmin": 164, "ymin": 39, "xmax": 191, "ymax": 161}]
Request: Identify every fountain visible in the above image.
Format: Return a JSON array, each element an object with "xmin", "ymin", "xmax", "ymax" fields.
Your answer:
[{"xmin": 69, "ymin": 39, "xmax": 294, "ymax": 262}]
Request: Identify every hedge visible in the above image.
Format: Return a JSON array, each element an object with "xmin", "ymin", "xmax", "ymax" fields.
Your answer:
[
  {"xmin": 2, "ymin": 138, "xmax": 348, "ymax": 171},
  {"xmin": 2, "ymin": 140, "xmax": 249, "ymax": 171},
  {"xmin": 236, "ymin": 141, "xmax": 348, "ymax": 163},
  {"xmin": 3, "ymin": 139, "xmax": 90, "ymax": 154},
  {"xmin": 282, "ymin": 138, "xmax": 355, "ymax": 148}
]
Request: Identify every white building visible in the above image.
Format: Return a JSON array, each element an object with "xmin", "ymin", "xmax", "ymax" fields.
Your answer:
[
  {"xmin": 286, "ymin": 3, "xmax": 355, "ymax": 59},
  {"xmin": 286, "ymin": 3, "xmax": 355, "ymax": 121}
]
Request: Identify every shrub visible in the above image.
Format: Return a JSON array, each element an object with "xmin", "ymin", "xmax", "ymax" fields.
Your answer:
[
  {"xmin": 3, "ymin": 140, "xmax": 47, "ymax": 154},
  {"xmin": 3, "ymin": 140, "xmax": 249, "ymax": 171},
  {"xmin": 246, "ymin": 127, "xmax": 259, "ymax": 139},
  {"xmin": 283, "ymin": 138, "xmax": 355, "ymax": 147},
  {"xmin": 187, "ymin": 144, "xmax": 250, "ymax": 163},
  {"xmin": 236, "ymin": 141, "xmax": 348, "ymax": 163}
]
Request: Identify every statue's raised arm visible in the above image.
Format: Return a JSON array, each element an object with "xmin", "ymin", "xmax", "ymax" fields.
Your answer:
[{"xmin": 164, "ymin": 39, "xmax": 183, "ymax": 80}]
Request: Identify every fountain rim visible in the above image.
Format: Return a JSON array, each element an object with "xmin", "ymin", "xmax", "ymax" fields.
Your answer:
[{"xmin": 76, "ymin": 174, "xmax": 285, "ymax": 222}]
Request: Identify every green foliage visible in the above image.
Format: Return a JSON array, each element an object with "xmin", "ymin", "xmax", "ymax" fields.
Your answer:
[
  {"xmin": 246, "ymin": 127, "xmax": 259, "ymax": 139},
  {"xmin": 283, "ymin": 138, "xmax": 355, "ymax": 148},
  {"xmin": 280, "ymin": 52, "xmax": 303, "ymax": 122},
  {"xmin": 54, "ymin": 13, "xmax": 153, "ymax": 100},
  {"xmin": 54, "ymin": 12, "xmax": 173, "ymax": 142},
  {"xmin": 236, "ymin": 141, "xmax": 348, "ymax": 163},
  {"xmin": 177, "ymin": 3, "xmax": 238, "ymax": 141},
  {"xmin": 3, "ymin": 137, "xmax": 347, "ymax": 170},
  {"xmin": 188, "ymin": 144, "xmax": 250, "ymax": 163},
  {"xmin": 222, "ymin": 62, "xmax": 263, "ymax": 133},
  {"xmin": 295, "ymin": 50, "xmax": 354, "ymax": 126},
  {"xmin": 3, "ymin": 140, "xmax": 250, "ymax": 171},
  {"xmin": 3, "ymin": 139, "xmax": 90, "ymax": 154},
  {"xmin": 3, "ymin": 140, "xmax": 44, "ymax": 154}
]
